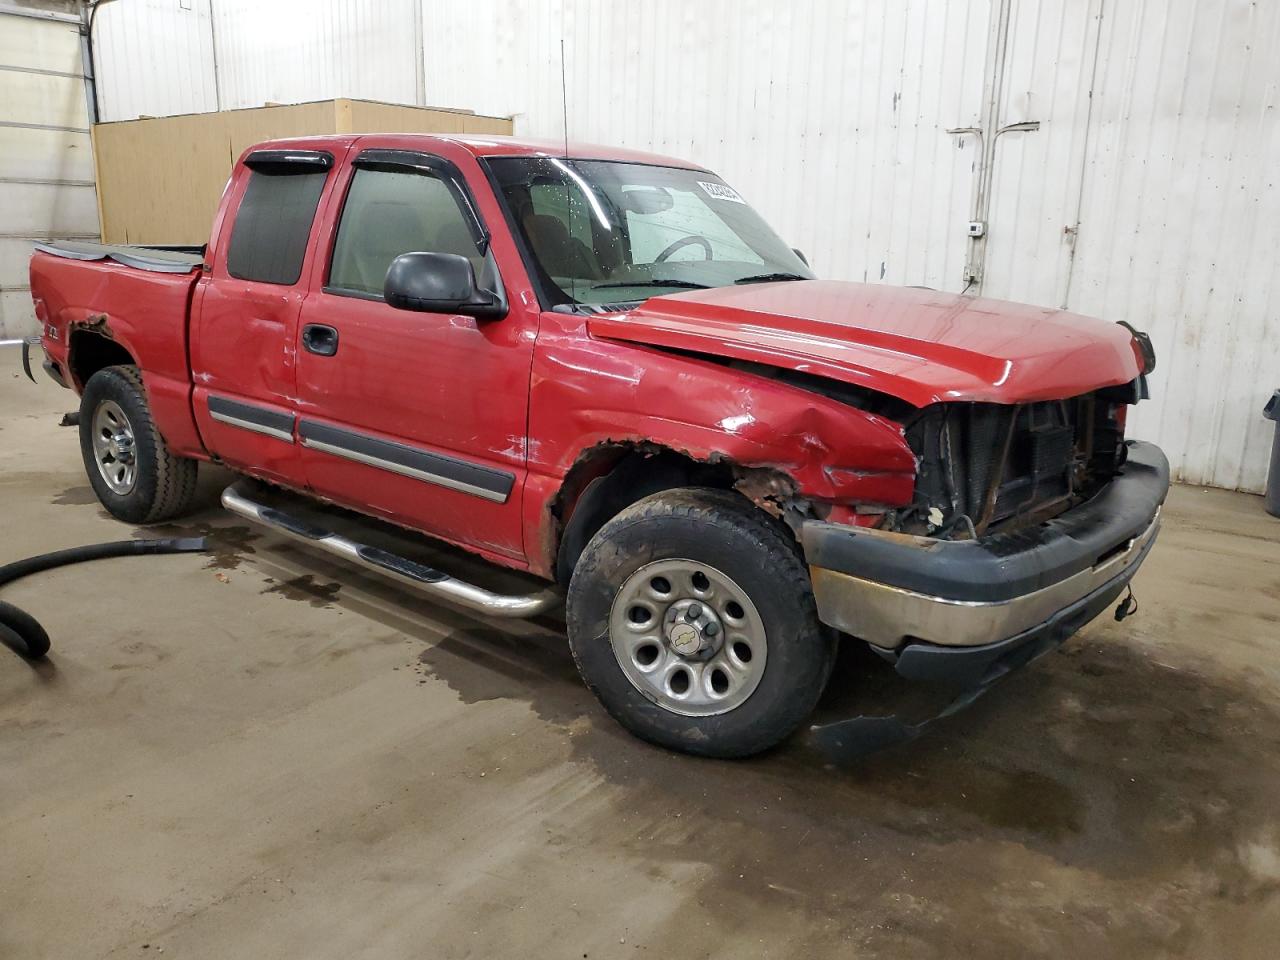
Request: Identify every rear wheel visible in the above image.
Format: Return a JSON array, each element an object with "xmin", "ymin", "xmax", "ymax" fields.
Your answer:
[
  {"xmin": 566, "ymin": 487, "xmax": 836, "ymax": 758},
  {"xmin": 79, "ymin": 365, "xmax": 198, "ymax": 524}
]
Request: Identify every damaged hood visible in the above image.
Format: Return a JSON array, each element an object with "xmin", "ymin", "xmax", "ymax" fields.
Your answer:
[{"xmin": 587, "ymin": 280, "xmax": 1142, "ymax": 407}]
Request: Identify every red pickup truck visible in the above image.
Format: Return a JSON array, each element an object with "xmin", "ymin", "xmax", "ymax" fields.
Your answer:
[{"xmin": 28, "ymin": 133, "xmax": 1168, "ymax": 757}]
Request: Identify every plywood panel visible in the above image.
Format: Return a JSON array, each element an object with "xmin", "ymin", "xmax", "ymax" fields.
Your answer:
[
  {"xmin": 0, "ymin": 126, "xmax": 94, "ymax": 182},
  {"xmin": 93, "ymin": 100, "xmax": 338, "ymax": 244},
  {"xmin": 94, "ymin": 100, "xmax": 511, "ymax": 244},
  {"xmin": 345, "ymin": 99, "xmax": 511, "ymax": 136}
]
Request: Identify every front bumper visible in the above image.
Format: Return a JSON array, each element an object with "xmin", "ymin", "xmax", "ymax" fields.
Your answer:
[{"xmin": 801, "ymin": 441, "xmax": 1170, "ymax": 677}]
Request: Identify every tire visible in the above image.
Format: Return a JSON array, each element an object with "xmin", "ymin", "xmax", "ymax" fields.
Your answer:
[
  {"xmin": 79, "ymin": 365, "xmax": 198, "ymax": 524},
  {"xmin": 566, "ymin": 487, "xmax": 836, "ymax": 758}
]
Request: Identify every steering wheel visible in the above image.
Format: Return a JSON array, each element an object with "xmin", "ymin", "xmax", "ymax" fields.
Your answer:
[{"xmin": 655, "ymin": 235, "xmax": 713, "ymax": 263}]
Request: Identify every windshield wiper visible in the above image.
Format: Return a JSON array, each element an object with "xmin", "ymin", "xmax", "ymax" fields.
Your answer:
[
  {"xmin": 591, "ymin": 279, "xmax": 711, "ymax": 290},
  {"xmin": 734, "ymin": 272, "xmax": 809, "ymax": 284}
]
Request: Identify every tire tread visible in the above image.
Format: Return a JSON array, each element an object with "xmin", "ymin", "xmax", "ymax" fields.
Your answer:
[
  {"xmin": 566, "ymin": 487, "xmax": 835, "ymax": 758},
  {"xmin": 82, "ymin": 365, "xmax": 198, "ymax": 523}
]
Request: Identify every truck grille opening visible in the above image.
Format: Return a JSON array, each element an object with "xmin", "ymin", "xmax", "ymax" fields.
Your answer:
[{"xmin": 904, "ymin": 391, "xmax": 1127, "ymax": 538}]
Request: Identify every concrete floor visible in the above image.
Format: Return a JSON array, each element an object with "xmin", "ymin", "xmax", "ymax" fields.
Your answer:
[{"xmin": 3, "ymin": 362, "xmax": 1280, "ymax": 960}]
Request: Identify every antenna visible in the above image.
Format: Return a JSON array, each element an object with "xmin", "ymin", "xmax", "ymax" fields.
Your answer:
[
  {"xmin": 559, "ymin": 35, "xmax": 570, "ymax": 159},
  {"xmin": 559, "ymin": 29, "xmax": 575, "ymax": 304}
]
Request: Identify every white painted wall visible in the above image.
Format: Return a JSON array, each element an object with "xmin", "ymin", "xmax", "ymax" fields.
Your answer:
[{"xmin": 89, "ymin": 0, "xmax": 1280, "ymax": 492}]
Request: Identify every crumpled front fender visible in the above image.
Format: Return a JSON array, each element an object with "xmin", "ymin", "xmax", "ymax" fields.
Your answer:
[{"xmin": 524, "ymin": 314, "xmax": 918, "ymax": 573}]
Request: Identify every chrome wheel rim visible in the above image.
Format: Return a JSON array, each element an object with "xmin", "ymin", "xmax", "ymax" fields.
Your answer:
[
  {"xmin": 608, "ymin": 558, "xmax": 767, "ymax": 717},
  {"xmin": 91, "ymin": 399, "xmax": 137, "ymax": 495}
]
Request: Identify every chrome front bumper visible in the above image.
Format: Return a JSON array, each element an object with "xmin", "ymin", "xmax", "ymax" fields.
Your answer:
[
  {"xmin": 810, "ymin": 508, "xmax": 1160, "ymax": 649},
  {"xmin": 801, "ymin": 440, "xmax": 1171, "ymax": 654}
]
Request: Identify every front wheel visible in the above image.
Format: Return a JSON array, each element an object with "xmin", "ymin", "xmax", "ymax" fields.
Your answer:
[
  {"xmin": 566, "ymin": 488, "xmax": 836, "ymax": 758},
  {"xmin": 79, "ymin": 365, "xmax": 198, "ymax": 524}
]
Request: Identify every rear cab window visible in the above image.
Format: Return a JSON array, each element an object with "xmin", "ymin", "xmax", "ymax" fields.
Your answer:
[{"xmin": 226, "ymin": 151, "xmax": 332, "ymax": 285}]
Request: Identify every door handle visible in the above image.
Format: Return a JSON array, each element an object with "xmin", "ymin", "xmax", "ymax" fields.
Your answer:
[{"xmin": 302, "ymin": 324, "xmax": 339, "ymax": 357}]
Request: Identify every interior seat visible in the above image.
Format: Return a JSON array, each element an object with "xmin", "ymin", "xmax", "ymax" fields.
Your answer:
[{"xmin": 523, "ymin": 213, "xmax": 602, "ymax": 281}]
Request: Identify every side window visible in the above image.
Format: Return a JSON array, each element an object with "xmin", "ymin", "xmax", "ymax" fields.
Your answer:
[
  {"xmin": 328, "ymin": 167, "xmax": 484, "ymax": 296},
  {"xmin": 227, "ymin": 168, "xmax": 328, "ymax": 285}
]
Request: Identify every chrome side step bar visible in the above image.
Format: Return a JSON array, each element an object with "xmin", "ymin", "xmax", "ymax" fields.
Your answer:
[{"xmin": 221, "ymin": 483, "xmax": 561, "ymax": 619}]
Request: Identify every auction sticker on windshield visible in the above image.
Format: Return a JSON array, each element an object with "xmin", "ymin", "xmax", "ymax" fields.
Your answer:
[{"xmin": 697, "ymin": 181, "xmax": 746, "ymax": 204}]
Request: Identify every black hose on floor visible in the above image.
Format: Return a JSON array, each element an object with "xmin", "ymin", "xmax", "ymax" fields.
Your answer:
[
  {"xmin": 0, "ymin": 537, "xmax": 207, "ymax": 660},
  {"xmin": 0, "ymin": 602, "xmax": 51, "ymax": 660}
]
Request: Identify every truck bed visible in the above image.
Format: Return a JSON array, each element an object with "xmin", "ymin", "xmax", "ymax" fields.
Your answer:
[
  {"xmin": 33, "ymin": 240, "xmax": 204, "ymax": 275},
  {"xmin": 29, "ymin": 240, "xmax": 206, "ymax": 459}
]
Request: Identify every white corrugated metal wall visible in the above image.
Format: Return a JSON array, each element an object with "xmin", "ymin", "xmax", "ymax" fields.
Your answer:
[
  {"xmin": 1066, "ymin": 1, "xmax": 1280, "ymax": 492},
  {"xmin": 93, "ymin": 0, "xmax": 423, "ymax": 118},
  {"xmin": 207, "ymin": 0, "xmax": 422, "ymax": 109},
  {"xmin": 93, "ymin": 0, "xmax": 219, "ymax": 119},
  {"xmin": 89, "ymin": 0, "xmax": 1280, "ymax": 493}
]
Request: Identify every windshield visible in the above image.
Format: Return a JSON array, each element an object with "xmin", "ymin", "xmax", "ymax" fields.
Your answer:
[{"xmin": 487, "ymin": 157, "xmax": 813, "ymax": 307}]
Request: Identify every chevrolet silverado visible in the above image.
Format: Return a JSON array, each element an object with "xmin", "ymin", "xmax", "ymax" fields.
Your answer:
[{"xmin": 27, "ymin": 134, "xmax": 1168, "ymax": 756}]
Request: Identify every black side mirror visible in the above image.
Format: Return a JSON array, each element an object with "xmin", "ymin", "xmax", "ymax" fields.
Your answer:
[{"xmin": 384, "ymin": 251, "xmax": 506, "ymax": 319}]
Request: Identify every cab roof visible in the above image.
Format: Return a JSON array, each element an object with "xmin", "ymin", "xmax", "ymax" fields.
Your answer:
[{"xmin": 246, "ymin": 132, "xmax": 709, "ymax": 172}]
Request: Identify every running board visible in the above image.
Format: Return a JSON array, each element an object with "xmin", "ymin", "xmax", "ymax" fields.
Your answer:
[{"xmin": 221, "ymin": 482, "xmax": 561, "ymax": 619}]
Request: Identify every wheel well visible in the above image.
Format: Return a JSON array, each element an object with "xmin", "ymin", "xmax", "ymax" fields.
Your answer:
[
  {"xmin": 68, "ymin": 330, "xmax": 134, "ymax": 389},
  {"xmin": 552, "ymin": 443, "xmax": 740, "ymax": 586}
]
